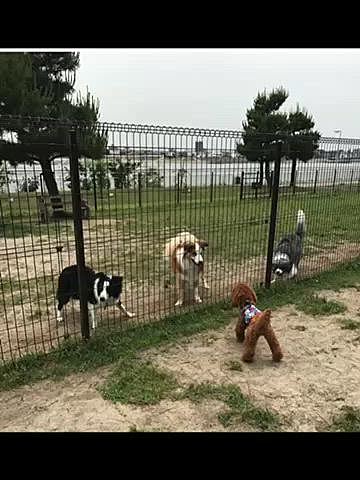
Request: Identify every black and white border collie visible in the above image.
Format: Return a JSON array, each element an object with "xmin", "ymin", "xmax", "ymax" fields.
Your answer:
[
  {"xmin": 56, "ymin": 265, "xmax": 134, "ymax": 330},
  {"xmin": 272, "ymin": 209, "xmax": 306, "ymax": 281}
]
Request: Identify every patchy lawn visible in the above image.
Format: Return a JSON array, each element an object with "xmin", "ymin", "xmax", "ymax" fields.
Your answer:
[{"xmin": 1, "ymin": 260, "xmax": 360, "ymax": 431}]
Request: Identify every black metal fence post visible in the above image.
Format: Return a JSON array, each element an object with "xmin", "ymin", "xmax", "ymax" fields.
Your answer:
[
  {"xmin": 69, "ymin": 128, "xmax": 90, "ymax": 340},
  {"xmin": 313, "ymin": 170, "xmax": 318, "ymax": 194},
  {"xmin": 292, "ymin": 169, "xmax": 297, "ymax": 196},
  {"xmin": 93, "ymin": 169, "xmax": 98, "ymax": 211},
  {"xmin": 39, "ymin": 173, "xmax": 44, "ymax": 197},
  {"xmin": 265, "ymin": 142, "xmax": 282, "ymax": 288},
  {"xmin": 176, "ymin": 171, "xmax": 180, "ymax": 205},
  {"xmin": 210, "ymin": 171, "xmax": 214, "ymax": 203},
  {"xmin": 269, "ymin": 170, "xmax": 274, "ymax": 198},
  {"xmin": 240, "ymin": 171, "xmax": 244, "ymax": 200},
  {"xmin": 138, "ymin": 172, "xmax": 142, "ymax": 208},
  {"xmin": 332, "ymin": 169, "xmax": 337, "ymax": 193}
]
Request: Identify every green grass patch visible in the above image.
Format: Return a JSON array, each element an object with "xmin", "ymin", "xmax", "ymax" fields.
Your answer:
[
  {"xmin": 328, "ymin": 406, "xmax": 360, "ymax": 432},
  {"xmin": 2, "ymin": 189, "xmax": 360, "ymax": 274},
  {"xmin": 1, "ymin": 258, "xmax": 360, "ymax": 392},
  {"xmin": 294, "ymin": 295, "xmax": 347, "ymax": 316},
  {"xmin": 225, "ymin": 360, "xmax": 243, "ymax": 372},
  {"xmin": 99, "ymin": 358, "xmax": 277, "ymax": 431},
  {"xmin": 100, "ymin": 359, "xmax": 179, "ymax": 405},
  {"xmin": 177, "ymin": 383, "xmax": 280, "ymax": 431},
  {"xmin": 2, "ymin": 187, "xmax": 360, "ymax": 314},
  {"xmin": 339, "ymin": 318, "xmax": 360, "ymax": 330},
  {"xmin": 255, "ymin": 260, "xmax": 360, "ymax": 312},
  {"xmin": 0, "ymin": 301, "xmax": 231, "ymax": 392}
]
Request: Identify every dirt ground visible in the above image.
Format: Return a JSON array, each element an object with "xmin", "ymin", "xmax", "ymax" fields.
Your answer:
[{"xmin": 1, "ymin": 287, "xmax": 360, "ymax": 432}]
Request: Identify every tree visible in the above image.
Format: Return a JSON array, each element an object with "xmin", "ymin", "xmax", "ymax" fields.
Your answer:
[
  {"xmin": 109, "ymin": 160, "xmax": 140, "ymax": 189},
  {"xmin": 0, "ymin": 162, "xmax": 12, "ymax": 192},
  {"xmin": 178, "ymin": 168, "xmax": 188, "ymax": 190},
  {"xmin": 237, "ymin": 88, "xmax": 320, "ymax": 186},
  {"xmin": 19, "ymin": 176, "xmax": 39, "ymax": 193},
  {"xmin": 65, "ymin": 159, "xmax": 93, "ymax": 191},
  {"xmin": 0, "ymin": 53, "xmax": 107, "ymax": 217},
  {"xmin": 287, "ymin": 107, "xmax": 320, "ymax": 186},
  {"xmin": 0, "ymin": 53, "xmax": 48, "ymax": 117},
  {"xmin": 89, "ymin": 160, "xmax": 111, "ymax": 196},
  {"xmin": 143, "ymin": 168, "xmax": 164, "ymax": 187}
]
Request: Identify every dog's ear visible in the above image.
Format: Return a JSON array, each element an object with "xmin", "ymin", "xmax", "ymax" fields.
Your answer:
[
  {"xmin": 109, "ymin": 276, "xmax": 123, "ymax": 297},
  {"xmin": 198, "ymin": 239, "xmax": 208, "ymax": 249},
  {"xmin": 113, "ymin": 275, "xmax": 123, "ymax": 287}
]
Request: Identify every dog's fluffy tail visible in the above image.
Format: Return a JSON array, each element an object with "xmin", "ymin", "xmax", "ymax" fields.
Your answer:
[
  {"xmin": 253, "ymin": 309, "xmax": 272, "ymax": 334},
  {"xmin": 295, "ymin": 209, "xmax": 306, "ymax": 239}
]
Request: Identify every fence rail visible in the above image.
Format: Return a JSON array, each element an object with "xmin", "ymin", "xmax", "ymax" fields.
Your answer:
[{"xmin": 1, "ymin": 115, "xmax": 360, "ymax": 362}]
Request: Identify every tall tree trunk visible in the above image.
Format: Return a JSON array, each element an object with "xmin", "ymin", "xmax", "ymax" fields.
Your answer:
[
  {"xmin": 39, "ymin": 157, "xmax": 66, "ymax": 218},
  {"xmin": 290, "ymin": 158, "xmax": 297, "ymax": 187}
]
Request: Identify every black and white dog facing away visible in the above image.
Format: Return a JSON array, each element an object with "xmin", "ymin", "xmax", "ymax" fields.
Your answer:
[
  {"xmin": 272, "ymin": 209, "xmax": 306, "ymax": 281},
  {"xmin": 56, "ymin": 265, "xmax": 134, "ymax": 329}
]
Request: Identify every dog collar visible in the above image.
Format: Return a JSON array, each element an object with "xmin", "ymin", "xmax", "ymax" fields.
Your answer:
[{"xmin": 241, "ymin": 303, "xmax": 261, "ymax": 326}]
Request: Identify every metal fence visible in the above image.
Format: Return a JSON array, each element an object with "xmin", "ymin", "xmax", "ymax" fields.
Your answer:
[{"xmin": 1, "ymin": 115, "xmax": 360, "ymax": 363}]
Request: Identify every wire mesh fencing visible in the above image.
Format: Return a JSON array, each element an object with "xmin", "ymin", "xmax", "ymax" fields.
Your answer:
[{"xmin": 0, "ymin": 115, "xmax": 360, "ymax": 363}]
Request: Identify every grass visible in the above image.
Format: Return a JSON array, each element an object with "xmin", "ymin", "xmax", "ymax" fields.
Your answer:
[
  {"xmin": 255, "ymin": 259, "xmax": 360, "ymax": 311},
  {"xmin": 100, "ymin": 359, "xmax": 179, "ymax": 405},
  {"xmin": 0, "ymin": 301, "xmax": 232, "ymax": 392},
  {"xmin": 294, "ymin": 295, "xmax": 347, "ymax": 316},
  {"xmin": 339, "ymin": 318, "xmax": 360, "ymax": 330},
  {"xmin": 2, "ymin": 188, "xmax": 360, "ymax": 260},
  {"xmin": 0, "ymin": 258, "xmax": 360, "ymax": 393},
  {"xmin": 100, "ymin": 361, "xmax": 279, "ymax": 430},
  {"xmin": 225, "ymin": 360, "xmax": 243, "ymax": 372},
  {"xmin": 328, "ymin": 406, "xmax": 360, "ymax": 432},
  {"xmin": 2, "ymin": 186, "xmax": 360, "ymax": 312},
  {"xmin": 177, "ymin": 383, "xmax": 280, "ymax": 431}
]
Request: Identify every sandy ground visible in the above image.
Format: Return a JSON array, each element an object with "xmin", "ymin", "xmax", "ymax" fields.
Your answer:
[{"xmin": 1, "ymin": 287, "xmax": 360, "ymax": 432}]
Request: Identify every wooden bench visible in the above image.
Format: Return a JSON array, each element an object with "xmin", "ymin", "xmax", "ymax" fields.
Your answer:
[
  {"xmin": 36, "ymin": 195, "xmax": 91, "ymax": 223},
  {"xmin": 49, "ymin": 195, "xmax": 64, "ymax": 218}
]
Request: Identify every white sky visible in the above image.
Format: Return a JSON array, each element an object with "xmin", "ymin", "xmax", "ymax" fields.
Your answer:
[{"xmin": 4, "ymin": 48, "xmax": 360, "ymax": 138}]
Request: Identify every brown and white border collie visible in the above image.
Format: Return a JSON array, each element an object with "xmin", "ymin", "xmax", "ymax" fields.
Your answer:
[{"xmin": 164, "ymin": 232, "xmax": 209, "ymax": 307}]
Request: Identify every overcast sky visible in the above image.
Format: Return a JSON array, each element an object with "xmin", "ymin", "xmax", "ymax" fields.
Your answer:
[{"xmin": 73, "ymin": 49, "xmax": 360, "ymax": 138}]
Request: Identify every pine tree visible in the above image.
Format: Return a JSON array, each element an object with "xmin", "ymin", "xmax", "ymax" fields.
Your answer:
[
  {"xmin": 237, "ymin": 87, "xmax": 320, "ymax": 186},
  {"xmin": 0, "ymin": 52, "xmax": 106, "ymax": 216}
]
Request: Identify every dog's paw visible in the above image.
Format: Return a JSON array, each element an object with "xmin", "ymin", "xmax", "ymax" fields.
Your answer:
[
  {"xmin": 126, "ymin": 312, "xmax": 135, "ymax": 318},
  {"xmin": 195, "ymin": 297, "xmax": 202, "ymax": 304},
  {"xmin": 57, "ymin": 316, "xmax": 63, "ymax": 323},
  {"xmin": 175, "ymin": 300, "xmax": 183, "ymax": 307},
  {"xmin": 203, "ymin": 283, "xmax": 210, "ymax": 290}
]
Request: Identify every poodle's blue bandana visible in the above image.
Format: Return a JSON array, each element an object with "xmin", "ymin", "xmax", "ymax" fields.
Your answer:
[{"xmin": 241, "ymin": 304, "xmax": 261, "ymax": 326}]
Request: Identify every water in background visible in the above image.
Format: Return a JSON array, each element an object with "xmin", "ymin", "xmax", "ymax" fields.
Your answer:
[{"xmin": 2, "ymin": 156, "xmax": 360, "ymax": 194}]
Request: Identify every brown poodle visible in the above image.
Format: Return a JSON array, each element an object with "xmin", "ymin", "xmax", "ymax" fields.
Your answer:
[{"xmin": 232, "ymin": 282, "xmax": 283, "ymax": 363}]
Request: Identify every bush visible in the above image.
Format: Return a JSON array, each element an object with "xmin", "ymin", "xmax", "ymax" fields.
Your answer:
[{"xmin": 19, "ymin": 177, "xmax": 39, "ymax": 193}]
